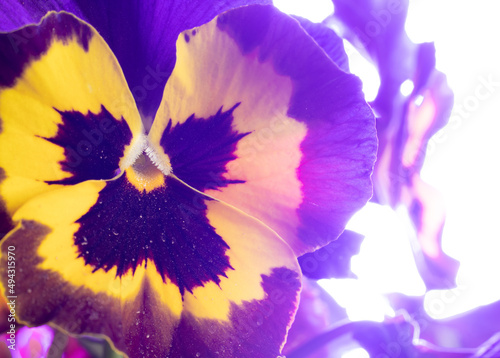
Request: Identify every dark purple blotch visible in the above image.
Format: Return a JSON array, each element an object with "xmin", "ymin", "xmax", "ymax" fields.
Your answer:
[
  {"xmin": 160, "ymin": 103, "xmax": 249, "ymax": 192},
  {"xmin": 0, "ymin": 12, "xmax": 92, "ymax": 88},
  {"xmin": 44, "ymin": 105, "xmax": 132, "ymax": 185},
  {"xmin": 75, "ymin": 175, "xmax": 233, "ymax": 295}
]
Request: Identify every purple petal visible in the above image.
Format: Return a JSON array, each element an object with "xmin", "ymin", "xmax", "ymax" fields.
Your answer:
[
  {"xmin": 421, "ymin": 300, "xmax": 500, "ymax": 349},
  {"xmin": 0, "ymin": 1, "xmax": 83, "ymax": 31},
  {"xmin": 298, "ymin": 230, "xmax": 364, "ymax": 279},
  {"xmin": 294, "ymin": 16, "xmax": 349, "ymax": 72},
  {"xmin": 388, "ymin": 294, "xmax": 500, "ymax": 353},
  {"xmin": 288, "ymin": 314, "xmax": 475, "ymax": 358},
  {"xmin": 473, "ymin": 333, "xmax": 500, "ymax": 358},
  {"xmin": 283, "ymin": 279, "xmax": 347, "ymax": 358},
  {"xmin": 351, "ymin": 316, "xmax": 476, "ymax": 358},
  {"xmin": 331, "ymin": 0, "xmax": 412, "ymax": 115}
]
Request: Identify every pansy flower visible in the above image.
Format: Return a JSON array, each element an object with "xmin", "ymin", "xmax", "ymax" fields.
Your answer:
[{"xmin": 0, "ymin": 1, "xmax": 377, "ymax": 357}]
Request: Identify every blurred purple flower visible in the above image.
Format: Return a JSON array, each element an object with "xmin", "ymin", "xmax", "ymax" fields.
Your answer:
[
  {"xmin": 286, "ymin": 309, "xmax": 500, "ymax": 358},
  {"xmin": 389, "ymin": 293, "xmax": 500, "ymax": 353},
  {"xmin": 330, "ymin": 0, "xmax": 459, "ymax": 289},
  {"xmin": 283, "ymin": 1, "xmax": 500, "ymax": 356}
]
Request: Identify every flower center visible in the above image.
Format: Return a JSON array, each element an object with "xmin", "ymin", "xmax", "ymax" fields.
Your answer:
[{"xmin": 125, "ymin": 152, "xmax": 167, "ymax": 192}]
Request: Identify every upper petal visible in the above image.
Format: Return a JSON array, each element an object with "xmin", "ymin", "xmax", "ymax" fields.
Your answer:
[
  {"xmin": 0, "ymin": 0, "xmax": 273, "ymax": 118},
  {"xmin": 147, "ymin": 5, "xmax": 377, "ymax": 256},
  {"xmin": 0, "ymin": 12, "xmax": 144, "ymax": 235}
]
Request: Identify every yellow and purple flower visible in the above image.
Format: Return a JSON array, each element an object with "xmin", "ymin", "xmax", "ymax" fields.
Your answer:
[{"xmin": 0, "ymin": 1, "xmax": 377, "ymax": 357}]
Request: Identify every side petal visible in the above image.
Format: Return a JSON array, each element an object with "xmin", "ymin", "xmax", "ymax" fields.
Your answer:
[
  {"xmin": 0, "ymin": 171, "xmax": 300, "ymax": 357},
  {"xmin": 148, "ymin": 5, "xmax": 377, "ymax": 256},
  {"xmin": 0, "ymin": 12, "xmax": 144, "ymax": 233}
]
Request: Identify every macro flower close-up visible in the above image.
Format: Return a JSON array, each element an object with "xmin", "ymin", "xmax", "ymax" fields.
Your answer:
[
  {"xmin": 2, "ymin": 0, "xmax": 499, "ymax": 357},
  {"xmin": 0, "ymin": 1, "xmax": 378, "ymax": 357}
]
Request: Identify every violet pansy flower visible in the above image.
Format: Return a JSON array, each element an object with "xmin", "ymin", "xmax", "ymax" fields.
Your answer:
[{"xmin": 0, "ymin": 1, "xmax": 377, "ymax": 357}]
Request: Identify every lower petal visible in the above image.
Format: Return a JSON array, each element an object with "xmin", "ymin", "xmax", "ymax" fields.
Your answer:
[{"xmin": 1, "ymin": 172, "xmax": 300, "ymax": 357}]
